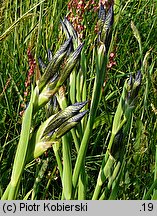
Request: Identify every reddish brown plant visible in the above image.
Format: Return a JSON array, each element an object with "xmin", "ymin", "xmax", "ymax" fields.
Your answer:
[{"xmin": 20, "ymin": 47, "xmax": 36, "ymax": 116}]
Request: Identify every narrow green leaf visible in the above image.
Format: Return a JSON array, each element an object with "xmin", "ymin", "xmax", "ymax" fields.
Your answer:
[{"xmin": 8, "ymin": 88, "xmax": 34, "ymax": 199}]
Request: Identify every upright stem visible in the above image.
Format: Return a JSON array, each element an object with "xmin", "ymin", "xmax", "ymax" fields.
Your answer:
[
  {"xmin": 72, "ymin": 47, "xmax": 107, "ymax": 193},
  {"xmin": 62, "ymin": 135, "xmax": 72, "ymax": 200},
  {"xmin": 92, "ymin": 133, "xmax": 115, "ymax": 200},
  {"xmin": 57, "ymin": 90, "xmax": 72, "ymax": 200},
  {"xmin": 53, "ymin": 144, "xmax": 63, "ymax": 178}
]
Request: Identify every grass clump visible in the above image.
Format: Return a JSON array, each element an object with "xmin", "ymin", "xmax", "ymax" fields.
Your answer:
[{"xmin": 0, "ymin": 0, "xmax": 157, "ymax": 200}]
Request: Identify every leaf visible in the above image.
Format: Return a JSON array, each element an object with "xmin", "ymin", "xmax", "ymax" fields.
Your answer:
[{"xmin": 8, "ymin": 87, "xmax": 34, "ymax": 199}]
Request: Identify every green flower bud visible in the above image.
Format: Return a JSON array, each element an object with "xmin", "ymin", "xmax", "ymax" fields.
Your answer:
[
  {"xmin": 56, "ymin": 43, "xmax": 84, "ymax": 88},
  {"xmin": 38, "ymin": 37, "xmax": 72, "ymax": 91},
  {"xmin": 55, "ymin": 110, "xmax": 88, "ymax": 138}
]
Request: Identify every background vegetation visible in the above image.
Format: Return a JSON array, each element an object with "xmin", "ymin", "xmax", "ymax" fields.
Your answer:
[{"xmin": 0, "ymin": 0, "xmax": 157, "ymax": 199}]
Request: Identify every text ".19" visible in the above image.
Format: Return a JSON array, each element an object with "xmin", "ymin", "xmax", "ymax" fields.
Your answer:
[{"xmin": 141, "ymin": 203, "xmax": 153, "ymax": 212}]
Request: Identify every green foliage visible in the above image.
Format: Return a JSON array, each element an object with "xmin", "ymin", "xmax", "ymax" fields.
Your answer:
[{"xmin": 0, "ymin": 0, "xmax": 157, "ymax": 200}]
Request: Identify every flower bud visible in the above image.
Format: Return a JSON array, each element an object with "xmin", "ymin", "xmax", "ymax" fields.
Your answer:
[{"xmin": 38, "ymin": 37, "xmax": 72, "ymax": 91}]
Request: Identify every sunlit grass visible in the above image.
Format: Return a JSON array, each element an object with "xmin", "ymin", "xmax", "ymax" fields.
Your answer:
[{"xmin": 0, "ymin": 0, "xmax": 157, "ymax": 200}]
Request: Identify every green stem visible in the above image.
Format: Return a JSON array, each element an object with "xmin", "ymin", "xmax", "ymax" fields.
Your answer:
[
  {"xmin": 72, "ymin": 48, "xmax": 107, "ymax": 193},
  {"xmin": 71, "ymin": 128, "xmax": 80, "ymax": 152},
  {"xmin": 62, "ymin": 135, "xmax": 72, "ymax": 200},
  {"xmin": 53, "ymin": 144, "xmax": 63, "ymax": 178},
  {"xmin": 70, "ymin": 70, "xmax": 76, "ymax": 104},
  {"xmin": 3, "ymin": 88, "xmax": 34, "ymax": 199},
  {"xmin": 1, "ymin": 183, "xmax": 11, "ymax": 200},
  {"xmin": 57, "ymin": 92, "xmax": 73, "ymax": 200},
  {"xmin": 92, "ymin": 178, "xmax": 103, "ymax": 200},
  {"xmin": 72, "ymin": 119, "xmax": 91, "ymax": 190},
  {"xmin": 92, "ymin": 133, "xmax": 115, "ymax": 200},
  {"xmin": 78, "ymin": 165, "xmax": 86, "ymax": 200},
  {"xmin": 143, "ymin": 179, "xmax": 157, "ymax": 200}
]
